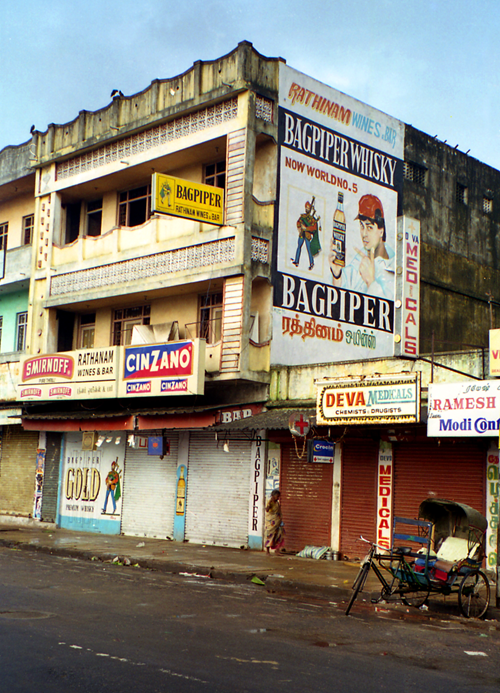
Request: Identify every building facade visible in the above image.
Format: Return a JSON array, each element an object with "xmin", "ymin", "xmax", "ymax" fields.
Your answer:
[{"xmin": 0, "ymin": 43, "xmax": 499, "ymax": 564}]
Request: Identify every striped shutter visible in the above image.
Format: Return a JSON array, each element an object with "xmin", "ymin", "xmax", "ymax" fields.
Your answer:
[
  {"xmin": 0, "ymin": 425, "xmax": 39, "ymax": 516},
  {"xmin": 340, "ymin": 438, "xmax": 379, "ymax": 561},
  {"xmin": 280, "ymin": 443, "xmax": 333, "ymax": 552},
  {"xmin": 220, "ymin": 276, "xmax": 244, "ymax": 372},
  {"xmin": 225, "ymin": 128, "xmax": 246, "ymax": 226},
  {"xmin": 121, "ymin": 434, "xmax": 179, "ymax": 539},
  {"xmin": 393, "ymin": 439, "xmax": 486, "ymax": 520},
  {"xmin": 185, "ymin": 432, "xmax": 251, "ymax": 547}
]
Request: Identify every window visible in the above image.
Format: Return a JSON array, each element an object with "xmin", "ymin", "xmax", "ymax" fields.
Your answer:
[
  {"xmin": 16, "ymin": 312, "xmax": 28, "ymax": 351},
  {"xmin": 79, "ymin": 313, "xmax": 96, "ymax": 348},
  {"xmin": 118, "ymin": 185, "xmax": 151, "ymax": 227},
  {"xmin": 456, "ymin": 183, "xmax": 468, "ymax": 205},
  {"xmin": 403, "ymin": 161, "xmax": 426, "ymax": 186},
  {"xmin": 112, "ymin": 305, "xmax": 150, "ymax": 346},
  {"xmin": 0, "ymin": 222, "xmax": 8, "ymax": 251},
  {"xmin": 200, "ymin": 292, "xmax": 223, "ymax": 344},
  {"xmin": 204, "ymin": 161, "xmax": 226, "ymax": 190},
  {"xmin": 65, "ymin": 202, "xmax": 81, "ymax": 243},
  {"xmin": 86, "ymin": 199, "xmax": 102, "ymax": 237},
  {"xmin": 483, "ymin": 197, "xmax": 493, "ymax": 214},
  {"xmin": 23, "ymin": 215, "xmax": 34, "ymax": 245}
]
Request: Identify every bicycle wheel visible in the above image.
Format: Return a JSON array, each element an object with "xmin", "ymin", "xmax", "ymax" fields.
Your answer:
[
  {"xmin": 458, "ymin": 570, "xmax": 490, "ymax": 619},
  {"xmin": 345, "ymin": 561, "xmax": 370, "ymax": 615}
]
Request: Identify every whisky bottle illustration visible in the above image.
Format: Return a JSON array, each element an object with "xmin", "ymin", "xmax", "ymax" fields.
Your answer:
[
  {"xmin": 332, "ymin": 192, "xmax": 346, "ymax": 267},
  {"xmin": 176, "ymin": 466, "xmax": 186, "ymax": 515}
]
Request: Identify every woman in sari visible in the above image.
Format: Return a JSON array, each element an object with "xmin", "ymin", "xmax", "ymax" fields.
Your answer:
[{"xmin": 265, "ymin": 490, "xmax": 285, "ymax": 554}]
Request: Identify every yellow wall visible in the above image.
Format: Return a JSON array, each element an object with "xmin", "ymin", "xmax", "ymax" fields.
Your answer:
[{"xmin": 0, "ymin": 193, "xmax": 35, "ymax": 249}]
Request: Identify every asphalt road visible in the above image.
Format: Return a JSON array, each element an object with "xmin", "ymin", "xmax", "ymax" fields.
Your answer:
[{"xmin": 0, "ymin": 546, "xmax": 499, "ymax": 693}]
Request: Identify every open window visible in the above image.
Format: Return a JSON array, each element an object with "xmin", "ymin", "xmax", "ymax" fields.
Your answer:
[
  {"xmin": 118, "ymin": 185, "xmax": 151, "ymax": 227},
  {"xmin": 112, "ymin": 305, "xmax": 151, "ymax": 345}
]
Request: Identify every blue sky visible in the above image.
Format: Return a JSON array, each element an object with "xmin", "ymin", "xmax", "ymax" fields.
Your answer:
[{"xmin": 1, "ymin": 0, "xmax": 499, "ymax": 169}]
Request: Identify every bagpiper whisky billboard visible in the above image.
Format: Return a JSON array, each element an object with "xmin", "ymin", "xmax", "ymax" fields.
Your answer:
[{"xmin": 272, "ymin": 65, "xmax": 405, "ymax": 367}]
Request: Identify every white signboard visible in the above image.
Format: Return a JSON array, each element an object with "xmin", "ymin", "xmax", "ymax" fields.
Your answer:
[
  {"xmin": 18, "ymin": 348, "xmax": 118, "ymax": 401},
  {"xmin": 272, "ymin": 65, "xmax": 404, "ymax": 367},
  {"xmin": 317, "ymin": 373, "xmax": 420, "ymax": 425},
  {"xmin": 428, "ymin": 380, "xmax": 500, "ymax": 437}
]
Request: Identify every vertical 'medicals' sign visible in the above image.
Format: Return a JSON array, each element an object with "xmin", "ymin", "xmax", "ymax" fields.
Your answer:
[
  {"xmin": 395, "ymin": 217, "xmax": 420, "ymax": 357},
  {"xmin": 271, "ymin": 65, "xmax": 404, "ymax": 368}
]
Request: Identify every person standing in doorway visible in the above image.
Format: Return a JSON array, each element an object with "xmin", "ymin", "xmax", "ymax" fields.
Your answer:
[{"xmin": 265, "ymin": 489, "xmax": 285, "ymax": 554}]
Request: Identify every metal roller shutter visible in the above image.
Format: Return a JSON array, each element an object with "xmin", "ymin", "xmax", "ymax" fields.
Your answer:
[
  {"xmin": 0, "ymin": 426, "xmax": 39, "ymax": 516},
  {"xmin": 185, "ymin": 432, "xmax": 251, "ymax": 547},
  {"xmin": 340, "ymin": 438, "xmax": 379, "ymax": 560},
  {"xmin": 40, "ymin": 432, "xmax": 62, "ymax": 523},
  {"xmin": 121, "ymin": 434, "xmax": 179, "ymax": 539},
  {"xmin": 280, "ymin": 443, "xmax": 333, "ymax": 552},
  {"xmin": 393, "ymin": 439, "xmax": 486, "ymax": 520}
]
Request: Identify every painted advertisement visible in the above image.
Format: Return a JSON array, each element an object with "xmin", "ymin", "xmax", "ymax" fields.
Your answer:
[
  {"xmin": 428, "ymin": 380, "xmax": 500, "ymax": 437},
  {"xmin": 394, "ymin": 217, "xmax": 420, "ymax": 357},
  {"xmin": 272, "ymin": 65, "xmax": 404, "ymax": 366},
  {"xmin": 18, "ymin": 348, "xmax": 118, "ymax": 401},
  {"xmin": 317, "ymin": 373, "xmax": 420, "ymax": 425},
  {"xmin": 59, "ymin": 432, "xmax": 126, "ymax": 535},
  {"xmin": 17, "ymin": 340, "xmax": 205, "ymax": 401},
  {"xmin": 152, "ymin": 173, "xmax": 224, "ymax": 226},
  {"xmin": 118, "ymin": 339, "xmax": 205, "ymax": 397},
  {"xmin": 486, "ymin": 443, "xmax": 499, "ymax": 569}
]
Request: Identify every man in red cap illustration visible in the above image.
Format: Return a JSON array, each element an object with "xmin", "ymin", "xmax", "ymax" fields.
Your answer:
[{"xmin": 328, "ymin": 193, "xmax": 394, "ymax": 298}]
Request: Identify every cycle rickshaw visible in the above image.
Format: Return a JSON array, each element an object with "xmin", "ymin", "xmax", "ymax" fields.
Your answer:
[{"xmin": 345, "ymin": 498, "xmax": 491, "ymax": 618}]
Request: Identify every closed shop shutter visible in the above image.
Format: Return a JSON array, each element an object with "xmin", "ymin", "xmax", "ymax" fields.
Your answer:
[
  {"xmin": 0, "ymin": 426, "xmax": 39, "ymax": 516},
  {"xmin": 393, "ymin": 439, "xmax": 486, "ymax": 520},
  {"xmin": 280, "ymin": 443, "xmax": 333, "ymax": 552},
  {"xmin": 40, "ymin": 432, "xmax": 63, "ymax": 523},
  {"xmin": 185, "ymin": 432, "xmax": 251, "ymax": 548},
  {"xmin": 121, "ymin": 434, "xmax": 179, "ymax": 539},
  {"xmin": 340, "ymin": 437, "xmax": 379, "ymax": 561}
]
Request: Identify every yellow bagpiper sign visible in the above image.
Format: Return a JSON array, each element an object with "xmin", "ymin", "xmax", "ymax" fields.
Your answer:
[{"xmin": 152, "ymin": 173, "xmax": 224, "ymax": 226}]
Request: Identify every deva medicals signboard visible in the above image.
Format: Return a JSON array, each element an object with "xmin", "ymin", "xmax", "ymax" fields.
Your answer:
[
  {"xmin": 272, "ymin": 65, "xmax": 404, "ymax": 367},
  {"xmin": 428, "ymin": 381, "xmax": 500, "ymax": 437}
]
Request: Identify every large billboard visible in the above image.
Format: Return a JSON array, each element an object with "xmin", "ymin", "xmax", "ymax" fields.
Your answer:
[{"xmin": 272, "ymin": 66, "xmax": 404, "ymax": 366}]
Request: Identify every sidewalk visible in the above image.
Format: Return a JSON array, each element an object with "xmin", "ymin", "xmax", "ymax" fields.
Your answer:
[{"xmin": 0, "ymin": 520, "xmax": 498, "ymax": 622}]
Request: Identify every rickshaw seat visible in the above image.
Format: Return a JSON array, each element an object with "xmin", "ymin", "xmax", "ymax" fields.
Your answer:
[{"xmin": 436, "ymin": 537, "xmax": 472, "ymax": 563}]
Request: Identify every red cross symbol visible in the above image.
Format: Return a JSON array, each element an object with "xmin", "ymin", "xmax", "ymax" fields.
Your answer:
[{"xmin": 290, "ymin": 413, "xmax": 309, "ymax": 437}]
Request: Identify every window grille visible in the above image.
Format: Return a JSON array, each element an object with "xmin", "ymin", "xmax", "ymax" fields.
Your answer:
[
  {"xmin": 456, "ymin": 183, "xmax": 468, "ymax": 205},
  {"xmin": 50, "ymin": 238, "xmax": 236, "ymax": 297},
  {"xmin": 483, "ymin": 197, "xmax": 493, "ymax": 214},
  {"xmin": 403, "ymin": 161, "xmax": 426, "ymax": 186},
  {"xmin": 56, "ymin": 97, "xmax": 238, "ymax": 180},
  {"xmin": 255, "ymin": 95, "xmax": 273, "ymax": 123}
]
